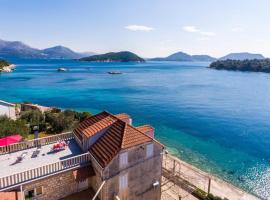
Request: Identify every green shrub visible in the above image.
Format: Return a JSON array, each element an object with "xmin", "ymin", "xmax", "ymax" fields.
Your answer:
[{"xmin": 0, "ymin": 116, "xmax": 30, "ymax": 138}]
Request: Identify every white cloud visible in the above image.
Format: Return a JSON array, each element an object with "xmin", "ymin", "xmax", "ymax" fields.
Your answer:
[
  {"xmin": 125, "ymin": 25, "xmax": 154, "ymax": 32},
  {"xmin": 197, "ymin": 37, "xmax": 210, "ymax": 41},
  {"xmin": 232, "ymin": 27, "xmax": 244, "ymax": 33},
  {"xmin": 200, "ymin": 31, "xmax": 216, "ymax": 36},
  {"xmin": 182, "ymin": 25, "xmax": 216, "ymax": 37},
  {"xmin": 182, "ymin": 26, "xmax": 200, "ymax": 33}
]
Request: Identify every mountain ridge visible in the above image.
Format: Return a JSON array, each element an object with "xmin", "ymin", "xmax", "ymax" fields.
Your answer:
[
  {"xmin": 149, "ymin": 51, "xmax": 216, "ymax": 62},
  {"xmin": 219, "ymin": 52, "xmax": 265, "ymax": 60},
  {"xmin": 0, "ymin": 39, "xmax": 95, "ymax": 59}
]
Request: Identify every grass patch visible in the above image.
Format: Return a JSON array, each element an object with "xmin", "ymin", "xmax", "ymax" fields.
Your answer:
[{"xmin": 27, "ymin": 132, "xmax": 54, "ymax": 140}]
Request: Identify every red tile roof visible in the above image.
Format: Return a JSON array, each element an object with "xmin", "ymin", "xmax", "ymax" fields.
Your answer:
[
  {"xmin": 74, "ymin": 111, "xmax": 117, "ymax": 138},
  {"xmin": 73, "ymin": 165, "xmax": 95, "ymax": 182},
  {"xmin": 114, "ymin": 113, "xmax": 130, "ymax": 120},
  {"xmin": 136, "ymin": 125, "xmax": 154, "ymax": 134},
  {"xmin": 0, "ymin": 191, "xmax": 21, "ymax": 200},
  {"xmin": 75, "ymin": 111, "xmax": 163, "ymax": 168}
]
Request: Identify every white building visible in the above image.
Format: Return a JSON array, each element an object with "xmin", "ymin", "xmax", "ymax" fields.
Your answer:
[{"xmin": 0, "ymin": 100, "xmax": 16, "ymax": 119}]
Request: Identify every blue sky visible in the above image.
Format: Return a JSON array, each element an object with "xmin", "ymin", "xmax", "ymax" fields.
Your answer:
[{"xmin": 1, "ymin": 0, "xmax": 270, "ymax": 57}]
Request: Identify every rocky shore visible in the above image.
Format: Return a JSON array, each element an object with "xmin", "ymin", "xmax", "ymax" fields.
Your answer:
[{"xmin": 0, "ymin": 64, "xmax": 16, "ymax": 72}]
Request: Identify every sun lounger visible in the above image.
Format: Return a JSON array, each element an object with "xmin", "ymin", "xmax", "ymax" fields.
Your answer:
[{"xmin": 31, "ymin": 150, "xmax": 40, "ymax": 158}]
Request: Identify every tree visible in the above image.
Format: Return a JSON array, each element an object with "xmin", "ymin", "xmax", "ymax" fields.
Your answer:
[
  {"xmin": 75, "ymin": 111, "xmax": 92, "ymax": 122},
  {"xmin": 20, "ymin": 110, "xmax": 46, "ymax": 132},
  {"xmin": 45, "ymin": 111, "xmax": 77, "ymax": 133},
  {"xmin": 0, "ymin": 116, "xmax": 30, "ymax": 138}
]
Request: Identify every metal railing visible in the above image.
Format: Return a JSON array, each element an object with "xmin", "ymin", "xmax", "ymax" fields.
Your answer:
[
  {"xmin": 0, "ymin": 132, "xmax": 74, "ymax": 155},
  {"xmin": 162, "ymin": 153, "xmax": 259, "ymax": 200},
  {"xmin": 0, "ymin": 152, "xmax": 91, "ymax": 191}
]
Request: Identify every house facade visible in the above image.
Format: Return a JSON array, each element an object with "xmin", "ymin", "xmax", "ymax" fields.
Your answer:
[
  {"xmin": 0, "ymin": 100, "xmax": 16, "ymax": 119},
  {"xmin": 0, "ymin": 111, "xmax": 164, "ymax": 200}
]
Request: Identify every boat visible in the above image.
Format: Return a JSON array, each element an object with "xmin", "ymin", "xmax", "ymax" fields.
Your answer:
[
  {"xmin": 57, "ymin": 68, "xmax": 68, "ymax": 72},
  {"xmin": 107, "ymin": 71, "xmax": 122, "ymax": 75}
]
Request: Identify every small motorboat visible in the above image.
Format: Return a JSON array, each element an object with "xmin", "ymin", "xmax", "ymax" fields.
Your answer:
[
  {"xmin": 57, "ymin": 68, "xmax": 68, "ymax": 72},
  {"xmin": 107, "ymin": 71, "xmax": 122, "ymax": 75}
]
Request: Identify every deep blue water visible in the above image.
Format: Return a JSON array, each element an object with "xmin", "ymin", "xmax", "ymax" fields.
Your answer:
[{"xmin": 1, "ymin": 59, "xmax": 270, "ymax": 199}]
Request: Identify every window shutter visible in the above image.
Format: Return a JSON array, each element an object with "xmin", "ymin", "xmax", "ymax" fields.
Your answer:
[
  {"xmin": 119, "ymin": 152, "xmax": 128, "ymax": 168},
  {"xmin": 146, "ymin": 143, "xmax": 154, "ymax": 158}
]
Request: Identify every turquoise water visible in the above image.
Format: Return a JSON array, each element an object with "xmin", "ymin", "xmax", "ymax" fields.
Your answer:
[{"xmin": 1, "ymin": 59, "xmax": 270, "ymax": 199}]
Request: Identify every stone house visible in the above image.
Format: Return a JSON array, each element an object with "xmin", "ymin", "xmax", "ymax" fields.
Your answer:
[
  {"xmin": 0, "ymin": 111, "xmax": 164, "ymax": 200},
  {"xmin": 0, "ymin": 100, "xmax": 16, "ymax": 119},
  {"xmin": 74, "ymin": 111, "xmax": 164, "ymax": 200}
]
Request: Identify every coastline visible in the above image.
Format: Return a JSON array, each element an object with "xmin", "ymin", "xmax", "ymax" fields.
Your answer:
[
  {"xmin": 0, "ymin": 64, "xmax": 16, "ymax": 72},
  {"xmin": 163, "ymin": 153, "xmax": 259, "ymax": 200}
]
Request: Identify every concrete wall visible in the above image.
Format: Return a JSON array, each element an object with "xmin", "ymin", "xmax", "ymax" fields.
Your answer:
[
  {"xmin": 22, "ymin": 170, "xmax": 89, "ymax": 200},
  {"xmin": 0, "ymin": 102, "xmax": 16, "ymax": 119},
  {"xmin": 100, "ymin": 142, "xmax": 163, "ymax": 200}
]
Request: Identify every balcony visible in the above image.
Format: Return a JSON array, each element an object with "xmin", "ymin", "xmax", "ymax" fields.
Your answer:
[{"xmin": 0, "ymin": 132, "xmax": 91, "ymax": 191}]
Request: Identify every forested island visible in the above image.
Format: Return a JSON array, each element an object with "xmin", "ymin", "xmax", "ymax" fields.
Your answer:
[
  {"xmin": 79, "ymin": 51, "xmax": 145, "ymax": 62},
  {"xmin": 209, "ymin": 59, "xmax": 270, "ymax": 73}
]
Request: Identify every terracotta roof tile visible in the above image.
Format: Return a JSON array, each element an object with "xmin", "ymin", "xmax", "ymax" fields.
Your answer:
[
  {"xmin": 73, "ymin": 165, "xmax": 95, "ymax": 182},
  {"xmin": 74, "ymin": 111, "xmax": 117, "ymax": 138},
  {"xmin": 89, "ymin": 120, "xmax": 153, "ymax": 168},
  {"xmin": 136, "ymin": 125, "xmax": 154, "ymax": 134},
  {"xmin": 75, "ymin": 111, "xmax": 163, "ymax": 168},
  {"xmin": 114, "ymin": 113, "xmax": 130, "ymax": 120}
]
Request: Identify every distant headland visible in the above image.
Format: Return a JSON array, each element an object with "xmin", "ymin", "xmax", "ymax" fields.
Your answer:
[
  {"xmin": 149, "ymin": 51, "xmax": 216, "ymax": 62},
  {"xmin": 79, "ymin": 51, "xmax": 145, "ymax": 62},
  {"xmin": 209, "ymin": 59, "xmax": 270, "ymax": 73},
  {"xmin": 0, "ymin": 59, "xmax": 15, "ymax": 72}
]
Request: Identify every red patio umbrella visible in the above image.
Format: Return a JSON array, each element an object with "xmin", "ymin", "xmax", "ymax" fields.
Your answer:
[{"xmin": 0, "ymin": 135, "xmax": 22, "ymax": 147}]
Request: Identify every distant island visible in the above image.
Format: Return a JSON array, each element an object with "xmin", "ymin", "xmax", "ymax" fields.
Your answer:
[
  {"xmin": 0, "ymin": 59, "xmax": 15, "ymax": 72},
  {"xmin": 209, "ymin": 59, "xmax": 270, "ymax": 73},
  {"xmin": 219, "ymin": 52, "xmax": 265, "ymax": 61},
  {"xmin": 79, "ymin": 51, "xmax": 145, "ymax": 62},
  {"xmin": 149, "ymin": 51, "xmax": 216, "ymax": 62},
  {"xmin": 0, "ymin": 39, "xmax": 95, "ymax": 59}
]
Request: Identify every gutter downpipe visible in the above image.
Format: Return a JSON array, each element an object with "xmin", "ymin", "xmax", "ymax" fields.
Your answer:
[
  {"xmin": 20, "ymin": 184, "xmax": 24, "ymax": 200},
  {"xmin": 92, "ymin": 181, "xmax": 106, "ymax": 200}
]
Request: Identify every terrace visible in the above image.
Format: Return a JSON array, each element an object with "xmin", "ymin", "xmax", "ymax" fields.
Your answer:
[{"xmin": 0, "ymin": 132, "xmax": 91, "ymax": 191}]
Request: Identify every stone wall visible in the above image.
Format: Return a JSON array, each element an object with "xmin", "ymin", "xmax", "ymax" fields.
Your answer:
[
  {"xmin": 100, "ymin": 142, "xmax": 163, "ymax": 200},
  {"xmin": 23, "ymin": 170, "xmax": 87, "ymax": 200}
]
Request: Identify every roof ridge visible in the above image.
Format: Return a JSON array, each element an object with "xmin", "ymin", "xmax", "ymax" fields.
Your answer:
[
  {"xmin": 129, "ymin": 124, "xmax": 164, "ymax": 148},
  {"xmin": 121, "ymin": 122, "xmax": 128, "ymax": 149}
]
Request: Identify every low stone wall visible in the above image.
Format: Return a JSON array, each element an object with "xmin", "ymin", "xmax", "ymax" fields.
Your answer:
[{"xmin": 23, "ymin": 170, "xmax": 87, "ymax": 200}]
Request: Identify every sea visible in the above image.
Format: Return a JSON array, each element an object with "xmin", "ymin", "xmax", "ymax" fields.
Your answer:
[{"xmin": 0, "ymin": 59, "xmax": 269, "ymax": 199}]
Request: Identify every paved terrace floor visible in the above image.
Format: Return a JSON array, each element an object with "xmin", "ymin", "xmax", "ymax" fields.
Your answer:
[{"xmin": 0, "ymin": 139, "xmax": 82, "ymax": 178}]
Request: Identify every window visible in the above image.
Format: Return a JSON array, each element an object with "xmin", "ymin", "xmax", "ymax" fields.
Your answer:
[
  {"xmin": 119, "ymin": 173, "xmax": 128, "ymax": 190},
  {"xmin": 146, "ymin": 144, "xmax": 154, "ymax": 158},
  {"xmin": 24, "ymin": 187, "xmax": 43, "ymax": 200},
  {"xmin": 36, "ymin": 186, "xmax": 43, "ymax": 196},
  {"xmin": 119, "ymin": 152, "xmax": 128, "ymax": 168}
]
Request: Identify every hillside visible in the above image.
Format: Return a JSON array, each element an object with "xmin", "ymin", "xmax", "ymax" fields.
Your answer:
[
  {"xmin": 150, "ymin": 51, "xmax": 216, "ymax": 62},
  {"xmin": 219, "ymin": 53, "xmax": 265, "ymax": 60},
  {"xmin": 0, "ymin": 59, "xmax": 10, "ymax": 68},
  {"xmin": 0, "ymin": 39, "xmax": 94, "ymax": 59},
  {"xmin": 79, "ymin": 51, "xmax": 145, "ymax": 62},
  {"xmin": 209, "ymin": 59, "xmax": 270, "ymax": 73}
]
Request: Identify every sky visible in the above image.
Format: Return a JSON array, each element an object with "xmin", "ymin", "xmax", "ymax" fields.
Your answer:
[{"xmin": 1, "ymin": 0, "xmax": 270, "ymax": 58}]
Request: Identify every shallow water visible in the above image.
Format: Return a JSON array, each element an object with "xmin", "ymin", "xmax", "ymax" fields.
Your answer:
[{"xmin": 0, "ymin": 59, "xmax": 269, "ymax": 199}]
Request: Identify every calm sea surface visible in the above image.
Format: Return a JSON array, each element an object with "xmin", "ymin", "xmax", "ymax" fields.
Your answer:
[{"xmin": 1, "ymin": 59, "xmax": 270, "ymax": 199}]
